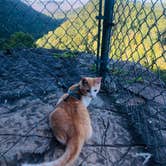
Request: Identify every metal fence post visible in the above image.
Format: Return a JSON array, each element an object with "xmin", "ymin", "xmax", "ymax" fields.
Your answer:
[
  {"xmin": 100, "ymin": 0, "xmax": 115, "ymax": 78},
  {"xmin": 96, "ymin": 0, "xmax": 103, "ymax": 74}
]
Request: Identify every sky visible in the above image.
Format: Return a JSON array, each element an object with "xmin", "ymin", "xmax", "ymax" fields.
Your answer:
[
  {"xmin": 22, "ymin": 0, "xmax": 89, "ymax": 2},
  {"xmin": 21, "ymin": 0, "xmax": 90, "ymax": 7},
  {"xmin": 21, "ymin": 0, "xmax": 90, "ymax": 14}
]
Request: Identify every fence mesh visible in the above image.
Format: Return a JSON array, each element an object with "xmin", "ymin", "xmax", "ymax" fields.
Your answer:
[
  {"xmin": 110, "ymin": 0, "xmax": 165, "ymax": 84},
  {"xmin": 0, "ymin": 0, "xmax": 99, "ymax": 54},
  {"xmin": 107, "ymin": 0, "xmax": 166, "ymax": 165}
]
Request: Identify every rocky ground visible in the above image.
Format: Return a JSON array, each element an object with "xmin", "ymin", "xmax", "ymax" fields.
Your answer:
[{"xmin": 0, "ymin": 48, "xmax": 165, "ymax": 166}]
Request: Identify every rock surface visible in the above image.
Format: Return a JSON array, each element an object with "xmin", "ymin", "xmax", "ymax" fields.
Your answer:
[
  {"xmin": 105, "ymin": 59, "xmax": 166, "ymax": 165},
  {"xmin": 0, "ymin": 48, "xmax": 165, "ymax": 166}
]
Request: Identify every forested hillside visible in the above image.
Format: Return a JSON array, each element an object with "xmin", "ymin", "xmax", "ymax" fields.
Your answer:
[
  {"xmin": 0, "ymin": 0, "xmax": 64, "ymax": 39},
  {"xmin": 36, "ymin": 0, "xmax": 98, "ymax": 53}
]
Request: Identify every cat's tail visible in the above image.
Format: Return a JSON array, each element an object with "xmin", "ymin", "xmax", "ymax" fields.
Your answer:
[{"xmin": 22, "ymin": 136, "xmax": 84, "ymax": 166}]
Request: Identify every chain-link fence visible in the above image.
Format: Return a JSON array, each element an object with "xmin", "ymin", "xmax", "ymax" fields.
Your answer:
[
  {"xmin": 104, "ymin": 0, "xmax": 166, "ymax": 165},
  {"xmin": 110, "ymin": 0, "xmax": 165, "ymax": 82},
  {"xmin": 0, "ymin": 0, "xmax": 99, "ymax": 54}
]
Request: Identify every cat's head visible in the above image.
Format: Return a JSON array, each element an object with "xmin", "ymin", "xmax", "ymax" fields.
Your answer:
[{"xmin": 79, "ymin": 77, "xmax": 102, "ymax": 98}]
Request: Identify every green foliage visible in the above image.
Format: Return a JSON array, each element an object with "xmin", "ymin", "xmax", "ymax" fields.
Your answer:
[
  {"xmin": 126, "ymin": 76, "xmax": 144, "ymax": 84},
  {"xmin": 2, "ymin": 32, "xmax": 35, "ymax": 49},
  {"xmin": 135, "ymin": 76, "xmax": 144, "ymax": 83},
  {"xmin": 0, "ymin": 38, "xmax": 6, "ymax": 49},
  {"xmin": 110, "ymin": 68, "xmax": 129, "ymax": 76},
  {"xmin": 160, "ymin": 70, "xmax": 166, "ymax": 84},
  {"xmin": 90, "ymin": 64, "xmax": 97, "ymax": 71},
  {"xmin": 154, "ymin": 69, "xmax": 166, "ymax": 84},
  {"xmin": 53, "ymin": 52, "xmax": 76, "ymax": 58}
]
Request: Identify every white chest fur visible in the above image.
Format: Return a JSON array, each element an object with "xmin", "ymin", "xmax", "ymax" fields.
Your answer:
[{"xmin": 81, "ymin": 96, "xmax": 92, "ymax": 107}]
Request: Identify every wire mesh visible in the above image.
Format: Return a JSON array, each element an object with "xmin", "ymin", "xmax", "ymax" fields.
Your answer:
[
  {"xmin": 110, "ymin": 0, "xmax": 165, "ymax": 84},
  {"xmin": 0, "ymin": 0, "xmax": 99, "ymax": 54},
  {"xmin": 108, "ymin": 0, "xmax": 166, "ymax": 165}
]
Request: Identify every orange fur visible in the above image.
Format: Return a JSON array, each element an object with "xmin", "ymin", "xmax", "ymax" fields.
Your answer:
[{"xmin": 22, "ymin": 77, "xmax": 102, "ymax": 166}]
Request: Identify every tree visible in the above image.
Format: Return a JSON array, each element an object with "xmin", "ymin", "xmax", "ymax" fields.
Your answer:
[{"xmin": 3, "ymin": 32, "xmax": 35, "ymax": 49}]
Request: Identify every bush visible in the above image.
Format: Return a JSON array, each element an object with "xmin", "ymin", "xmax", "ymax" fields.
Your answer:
[{"xmin": 2, "ymin": 32, "xmax": 35, "ymax": 49}]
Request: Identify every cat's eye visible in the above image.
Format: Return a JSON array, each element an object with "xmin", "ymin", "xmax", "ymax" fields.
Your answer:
[
  {"xmin": 87, "ymin": 89, "xmax": 90, "ymax": 92},
  {"xmin": 94, "ymin": 89, "xmax": 97, "ymax": 92}
]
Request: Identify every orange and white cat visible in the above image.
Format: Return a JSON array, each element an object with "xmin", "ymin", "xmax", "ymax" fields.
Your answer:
[{"xmin": 22, "ymin": 77, "xmax": 102, "ymax": 166}]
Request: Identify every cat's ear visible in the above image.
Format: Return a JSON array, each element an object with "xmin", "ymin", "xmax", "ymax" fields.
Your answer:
[
  {"xmin": 96, "ymin": 77, "xmax": 102, "ymax": 84},
  {"xmin": 81, "ymin": 77, "xmax": 88, "ymax": 86}
]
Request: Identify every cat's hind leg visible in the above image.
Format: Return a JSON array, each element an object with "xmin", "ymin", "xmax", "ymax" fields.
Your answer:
[{"xmin": 54, "ymin": 130, "xmax": 67, "ymax": 145}]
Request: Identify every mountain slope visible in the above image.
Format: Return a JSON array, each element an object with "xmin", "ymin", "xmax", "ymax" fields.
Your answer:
[
  {"xmin": 0, "ymin": 0, "xmax": 65, "ymax": 39},
  {"xmin": 36, "ymin": 0, "xmax": 99, "ymax": 53}
]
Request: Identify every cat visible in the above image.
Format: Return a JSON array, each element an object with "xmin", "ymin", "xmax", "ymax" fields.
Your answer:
[{"xmin": 22, "ymin": 77, "xmax": 102, "ymax": 166}]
